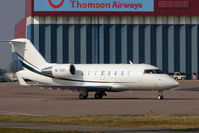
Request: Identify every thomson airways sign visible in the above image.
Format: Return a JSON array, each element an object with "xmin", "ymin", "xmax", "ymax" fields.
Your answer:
[{"xmin": 34, "ymin": 0, "xmax": 154, "ymax": 12}]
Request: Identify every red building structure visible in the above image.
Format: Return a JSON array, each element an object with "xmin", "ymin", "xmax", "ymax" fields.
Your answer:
[{"xmin": 15, "ymin": 0, "xmax": 199, "ymax": 79}]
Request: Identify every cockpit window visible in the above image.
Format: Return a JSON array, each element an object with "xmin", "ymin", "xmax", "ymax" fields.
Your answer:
[{"xmin": 144, "ymin": 69, "xmax": 163, "ymax": 74}]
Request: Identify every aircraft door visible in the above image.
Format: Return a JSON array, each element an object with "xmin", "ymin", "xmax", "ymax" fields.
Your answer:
[{"xmin": 130, "ymin": 71, "xmax": 142, "ymax": 83}]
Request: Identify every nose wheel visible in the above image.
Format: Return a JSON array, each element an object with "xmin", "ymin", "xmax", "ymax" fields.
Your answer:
[{"xmin": 157, "ymin": 91, "xmax": 164, "ymax": 100}]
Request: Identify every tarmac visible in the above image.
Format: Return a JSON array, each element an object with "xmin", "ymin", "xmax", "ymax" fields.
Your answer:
[
  {"xmin": 0, "ymin": 81, "xmax": 199, "ymax": 116},
  {"xmin": 1, "ymin": 121, "xmax": 199, "ymax": 133},
  {"xmin": 0, "ymin": 80, "xmax": 199, "ymax": 132}
]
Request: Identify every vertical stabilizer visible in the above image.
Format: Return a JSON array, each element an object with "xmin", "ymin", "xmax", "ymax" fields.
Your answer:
[{"xmin": 10, "ymin": 38, "xmax": 48, "ymax": 70}]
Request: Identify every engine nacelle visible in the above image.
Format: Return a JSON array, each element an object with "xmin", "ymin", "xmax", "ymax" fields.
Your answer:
[{"xmin": 41, "ymin": 64, "xmax": 76, "ymax": 79}]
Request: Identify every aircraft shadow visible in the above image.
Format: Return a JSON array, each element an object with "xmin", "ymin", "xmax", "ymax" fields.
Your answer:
[
  {"xmin": 174, "ymin": 87, "xmax": 199, "ymax": 91},
  {"xmin": 102, "ymin": 98, "xmax": 199, "ymax": 100},
  {"xmin": 43, "ymin": 97, "xmax": 199, "ymax": 101},
  {"xmin": 85, "ymin": 97, "xmax": 199, "ymax": 101}
]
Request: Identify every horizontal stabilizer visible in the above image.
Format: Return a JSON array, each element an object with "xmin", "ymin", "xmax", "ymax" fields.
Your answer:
[
  {"xmin": 0, "ymin": 40, "xmax": 25, "ymax": 44},
  {"xmin": 16, "ymin": 72, "xmax": 28, "ymax": 86}
]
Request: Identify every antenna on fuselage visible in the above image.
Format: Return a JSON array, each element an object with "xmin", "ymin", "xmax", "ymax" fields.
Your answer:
[{"xmin": 129, "ymin": 60, "xmax": 133, "ymax": 64}]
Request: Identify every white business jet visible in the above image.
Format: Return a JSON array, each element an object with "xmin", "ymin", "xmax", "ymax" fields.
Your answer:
[{"xmin": 6, "ymin": 38, "xmax": 179, "ymax": 100}]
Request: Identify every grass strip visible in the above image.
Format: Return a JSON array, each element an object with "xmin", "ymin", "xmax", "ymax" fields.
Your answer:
[{"xmin": 0, "ymin": 115, "xmax": 199, "ymax": 129}]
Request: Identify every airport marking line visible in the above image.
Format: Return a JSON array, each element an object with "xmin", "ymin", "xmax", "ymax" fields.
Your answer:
[
  {"xmin": 0, "ymin": 111, "xmax": 46, "ymax": 117},
  {"xmin": 0, "ymin": 115, "xmax": 199, "ymax": 130},
  {"xmin": 0, "ymin": 128, "xmax": 91, "ymax": 133}
]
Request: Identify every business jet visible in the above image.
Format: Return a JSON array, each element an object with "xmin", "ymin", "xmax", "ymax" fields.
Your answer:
[{"xmin": 4, "ymin": 38, "xmax": 179, "ymax": 100}]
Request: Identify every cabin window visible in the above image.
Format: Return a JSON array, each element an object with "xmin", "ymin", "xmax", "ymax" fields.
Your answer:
[
  {"xmin": 128, "ymin": 71, "xmax": 131, "ymax": 76},
  {"xmin": 95, "ymin": 71, "xmax": 98, "ymax": 75},
  {"xmin": 144, "ymin": 69, "xmax": 163, "ymax": 74},
  {"xmin": 88, "ymin": 71, "xmax": 91, "ymax": 75},
  {"xmin": 107, "ymin": 71, "xmax": 111, "ymax": 76},
  {"xmin": 101, "ymin": 71, "xmax": 105, "ymax": 75},
  {"xmin": 121, "ymin": 71, "xmax": 124, "ymax": 76},
  {"xmin": 114, "ymin": 71, "xmax": 117, "ymax": 76}
]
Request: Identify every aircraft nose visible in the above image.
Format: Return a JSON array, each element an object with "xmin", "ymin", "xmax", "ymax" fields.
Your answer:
[{"xmin": 171, "ymin": 79, "xmax": 179, "ymax": 88}]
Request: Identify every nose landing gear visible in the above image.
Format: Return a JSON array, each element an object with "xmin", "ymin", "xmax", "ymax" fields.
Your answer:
[{"xmin": 157, "ymin": 90, "xmax": 164, "ymax": 100}]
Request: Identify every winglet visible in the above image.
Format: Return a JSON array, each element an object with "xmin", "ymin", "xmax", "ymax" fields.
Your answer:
[{"xmin": 0, "ymin": 41, "xmax": 11, "ymax": 43}]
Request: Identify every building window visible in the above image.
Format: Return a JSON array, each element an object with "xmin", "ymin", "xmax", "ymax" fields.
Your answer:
[{"xmin": 159, "ymin": 1, "xmax": 190, "ymax": 8}]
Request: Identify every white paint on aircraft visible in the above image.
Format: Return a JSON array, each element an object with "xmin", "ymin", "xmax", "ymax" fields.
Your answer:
[{"xmin": 9, "ymin": 38, "xmax": 179, "ymax": 100}]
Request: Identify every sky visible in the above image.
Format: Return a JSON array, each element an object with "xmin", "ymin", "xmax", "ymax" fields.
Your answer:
[{"xmin": 0, "ymin": 0, "xmax": 25, "ymax": 70}]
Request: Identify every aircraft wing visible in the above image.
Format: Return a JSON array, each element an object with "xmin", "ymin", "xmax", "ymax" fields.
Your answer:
[{"xmin": 32, "ymin": 84, "xmax": 113, "ymax": 92}]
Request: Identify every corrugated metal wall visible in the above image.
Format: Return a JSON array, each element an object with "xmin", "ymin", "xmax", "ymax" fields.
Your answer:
[{"xmin": 26, "ymin": 16, "xmax": 199, "ymax": 79}]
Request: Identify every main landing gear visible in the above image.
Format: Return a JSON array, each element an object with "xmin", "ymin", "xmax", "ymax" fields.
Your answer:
[
  {"xmin": 157, "ymin": 90, "xmax": 164, "ymax": 100},
  {"xmin": 79, "ymin": 91, "xmax": 107, "ymax": 100},
  {"xmin": 79, "ymin": 92, "xmax": 88, "ymax": 99},
  {"xmin": 94, "ymin": 92, "xmax": 107, "ymax": 99}
]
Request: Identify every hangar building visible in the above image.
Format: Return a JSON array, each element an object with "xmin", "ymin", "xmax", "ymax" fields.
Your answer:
[{"xmin": 15, "ymin": 0, "xmax": 199, "ymax": 79}]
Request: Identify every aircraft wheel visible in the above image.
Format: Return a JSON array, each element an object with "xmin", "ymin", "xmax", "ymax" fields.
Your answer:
[
  {"xmin": 157, "ymin": 95, "xmax": 164, "ymax": 100},
  {"xmin": 94, "ymin": 93, "xmax": 103, "ymax": 99},
  {"xmin": 157, "ymin": 91, "xmax": 164, "ymax": 100},
  {"xmin": 79, "ymin": 93, "xmax": 88, "ymax": 99}
]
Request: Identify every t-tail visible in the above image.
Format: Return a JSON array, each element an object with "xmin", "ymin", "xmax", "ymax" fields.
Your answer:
[{"xmin": 9, "ymin": 38, "xmax": 48, "ymax": 71}]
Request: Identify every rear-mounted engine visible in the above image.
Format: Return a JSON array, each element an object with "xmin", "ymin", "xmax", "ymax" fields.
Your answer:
[{"xmin": 41, "ymin": 64, "xmax": 76, "ymax": 78}]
